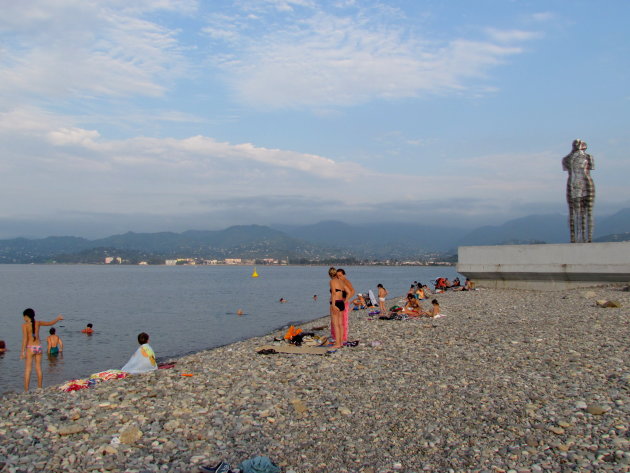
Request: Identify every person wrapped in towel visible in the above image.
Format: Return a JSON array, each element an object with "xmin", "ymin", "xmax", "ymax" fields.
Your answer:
[{"xmin": 121, "ymin": 332, "xmax": 157, "ymax": 374}]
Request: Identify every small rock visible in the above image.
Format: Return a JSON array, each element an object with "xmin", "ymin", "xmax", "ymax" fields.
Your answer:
[
  {"xmin": 575, "ymin": 401, "xmax": 588, "ymax": 410},
  {"xmin": 58, "ymin": 424, "xmax": 85, "ymax": 436},
  {"xmin": 549, "ymin": 426, "xmax": 565, "ymax": 435},
  {"xmin": 291, "ymin": 399, "xmax": 308, "ymax": 415},
  {"xmin": 119, "ymin": 426, "xmax": 143, "ymax": 444},
  {"xmin": 338, "ymin": 407, "xmax": 352, "ymax": 416},
  {"xmin": 586, "ymin": 404, "xmax": 608, "ymax": 415}
]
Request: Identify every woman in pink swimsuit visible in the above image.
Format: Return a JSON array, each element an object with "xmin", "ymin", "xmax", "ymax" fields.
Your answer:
[{"xmin": 21, "ymin": 308, "xmax": 63, "ymax": 391}]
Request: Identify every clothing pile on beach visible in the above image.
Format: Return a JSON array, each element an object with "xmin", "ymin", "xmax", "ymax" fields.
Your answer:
[{"xmin": 59, "ymin": 369, "xmax": 128, "ymax": 392}]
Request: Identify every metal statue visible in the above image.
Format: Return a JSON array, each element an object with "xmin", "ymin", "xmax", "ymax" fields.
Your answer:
[{"xmin": 562, "ymin": 139, "xmax": 595, "ymax": 243}]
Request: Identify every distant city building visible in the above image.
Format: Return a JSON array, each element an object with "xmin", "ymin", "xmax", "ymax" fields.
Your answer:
[{"xmin": 224, "ymin": 258, "xmax": 242, "ymax": 265}]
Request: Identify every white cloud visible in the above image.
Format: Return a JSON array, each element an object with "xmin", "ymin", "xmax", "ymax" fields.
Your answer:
[
  {"xmin": 213, "ymin": 9, "xmax": 539, "ymax": 109},
  {"xmin": 0, "ymin": 0, "xmax": 188, "ymax": 103}
]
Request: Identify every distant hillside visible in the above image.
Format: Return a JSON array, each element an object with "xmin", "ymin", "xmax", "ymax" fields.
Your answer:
[
  {"xmin": 273, "ymin": 221, "xmax": 464, "ymax": 254},
  {"xmin": 457, "ymin": 210, "xmax": 630, "ymax": 246},
  {"xmin": 2, "ymin": 208, "xmax": 630, "ymax": 263},
  {"xmin": 594, "ymin": 232, "xmax": 630, "ymax": 243},
  {"xmin": 0, "ymin": 225, "xmax": 345, "ymax": 263}
]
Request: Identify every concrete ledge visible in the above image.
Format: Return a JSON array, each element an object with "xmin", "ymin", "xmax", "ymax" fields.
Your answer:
[{"xmin": 457, "ymin": 242, "xmax": 630, "ymax": 290}]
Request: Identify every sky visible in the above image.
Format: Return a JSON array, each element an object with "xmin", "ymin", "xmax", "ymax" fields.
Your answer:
[{"xmin": 1, "ymin": 0, "xmax": 629, "ymax": 238}]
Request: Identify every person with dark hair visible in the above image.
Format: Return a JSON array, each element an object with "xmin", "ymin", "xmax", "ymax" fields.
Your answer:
[
  {"xmin": 328, "ymin": 267, "xmax": 344, "ymax": 349},
  {"xmin": 401, "ymin": 294, "xmax": 422, "ymax": 317},
  {"xmin": 81, "ymin": 323, "xmax": 94, "ymax": 334},
  {"xmin": 428, "ymin": 299, "xmax": 444, "ymax": 318},
  {"xmin": 0, "ymin": 340, "xmax": 6, "ymax": 353},
  {"xmin": 46, "ymin": 327, "xmax": 63, "ymax": 356},
  {"xmin": 334, "ymin": 268, "xmax": 355, "ymax": 343},
  {"xmin": 121, "ymin": 332, "xmax": 157, "ymax": 374},
  {"xmin": 377, "ymin": 284, "xmax": 388, "ymax": 314},
  {"xmin": 21, "ymin": 308, "xmax": 63, "ymax": 391}
]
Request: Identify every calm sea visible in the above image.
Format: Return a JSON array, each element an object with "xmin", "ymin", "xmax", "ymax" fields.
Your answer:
[{"xmin": 0, "ymin": 264, "xmax": 460, "ymax": 394}]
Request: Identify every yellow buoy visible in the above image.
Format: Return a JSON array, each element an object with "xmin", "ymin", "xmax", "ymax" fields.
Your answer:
[{"xmin": 251, "ymin": 267, "xmax": 259, "ymax": 278}]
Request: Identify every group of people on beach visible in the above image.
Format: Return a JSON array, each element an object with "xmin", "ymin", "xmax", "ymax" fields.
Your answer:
[
  {"xmin": 15, "ymin": 308, "xmax": 155, "ymax": 392},
  {"xmin": 328, "ymin": 274, "xmax": 468, "ymax": 339}
]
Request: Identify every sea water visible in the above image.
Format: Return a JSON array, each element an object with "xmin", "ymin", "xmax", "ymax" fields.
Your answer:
[{"xmin": 0, "ymin": 264, "xmax": 460, "ymax": 394}]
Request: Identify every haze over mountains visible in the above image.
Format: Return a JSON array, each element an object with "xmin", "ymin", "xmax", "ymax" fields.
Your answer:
[{"xmin": 1, "ymin": 209, "xmax": 629, "ymax": 264}]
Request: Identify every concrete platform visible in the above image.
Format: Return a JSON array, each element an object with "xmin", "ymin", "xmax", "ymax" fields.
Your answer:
[{"xmin": 457, "ymin": 242, "xmax": 630, "ymax": 290}]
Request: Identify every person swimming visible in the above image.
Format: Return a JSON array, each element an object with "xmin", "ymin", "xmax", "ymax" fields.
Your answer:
[{"xmin": 81, "ymin": 323, "xmax": 94, "ymax": 334}]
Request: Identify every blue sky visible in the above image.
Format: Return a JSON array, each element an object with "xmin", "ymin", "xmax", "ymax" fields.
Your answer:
[{"xmin": 1, "ymin": 0, "xmax": 629, "ymax": 238}]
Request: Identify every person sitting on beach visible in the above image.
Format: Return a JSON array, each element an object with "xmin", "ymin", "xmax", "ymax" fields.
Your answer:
[
  {"xmin": 82, "ymin": 323, "xmax": 94, "ymax": 334},
  {"xmin": 463, "ymin": 278, "xmax": 475, "ymax": 291},
  {"xmin": 427, "ymin": 299, "xmax": 444, "ymax": 318},
  {"xmin": 401, "ymin": 294, "xmax": 422, "ymax": 317},
  {"xmin": 351, "ymin": 294, "xmax": 367, "ymax": 310},
  {"xmin": 47, "ymin": 328, "xmax": 63, "ymax": 356},
  {"xmin": 434, "ymin": 278, "xmax": 448, "ymax": 292},
  {"xmin": 415, "ymin": 285, "xmax": 426, "ymax": 300},
  {"xmin": 121, "ymin": 332, "xmax": 157, "ymax": 374},
  {"xmin": 451, "ymin": 278, "xmax": 461, "ymax": 288},
  {"xmin": 422, "ymin": 284, "xmax": 432, "ymax": 296}
]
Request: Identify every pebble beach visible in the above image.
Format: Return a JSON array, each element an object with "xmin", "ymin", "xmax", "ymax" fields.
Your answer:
[{"xmin": 1, "ymin": 286, "xmax": 629, "ymax": 473}]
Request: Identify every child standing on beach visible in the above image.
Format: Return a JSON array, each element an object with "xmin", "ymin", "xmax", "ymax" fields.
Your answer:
[
  {"xmin": 21, "ymin": 308, "xmax": 64, "ymax": 391},
  {"xmin": 377, "ymin": 284, "xmax": 388, "ymax": 313},
  {"xmin": 47, "ymin": 328, "xmax": 63, "ymax": 356}
]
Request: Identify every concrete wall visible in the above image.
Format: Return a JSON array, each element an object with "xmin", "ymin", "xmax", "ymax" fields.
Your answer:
[{"xmin": 457, "ymin": 242, "xmax": 630, "ymax": 290}]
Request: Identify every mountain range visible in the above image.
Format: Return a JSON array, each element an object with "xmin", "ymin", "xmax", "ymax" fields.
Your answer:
[{"xmin": 1, "ymin": 209, "xmax": 629, "ymax": 263}]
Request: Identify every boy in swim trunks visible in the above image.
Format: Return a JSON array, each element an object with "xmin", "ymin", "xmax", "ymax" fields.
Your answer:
[{"xmin": 47, "ymin": 328, "xmax": 63, "ymax": 355}]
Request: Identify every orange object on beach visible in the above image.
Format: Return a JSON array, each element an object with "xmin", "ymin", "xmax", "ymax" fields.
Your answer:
[
  {"xmin": 181, "ymin": 373, "xmax": 194, "ymax": 377},
  {"xmin": 284, "ymin": 325, "xmax": 302, "ymax": 340}
]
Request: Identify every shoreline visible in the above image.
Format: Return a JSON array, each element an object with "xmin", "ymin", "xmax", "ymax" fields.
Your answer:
[{"xmin": 1, "ymin": 287, "xmax": 629, "ymax": 472}]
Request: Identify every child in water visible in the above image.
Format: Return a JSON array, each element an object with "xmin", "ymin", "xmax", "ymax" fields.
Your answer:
[
  {"xmin": 82, "ymin": 323, "xmax": 94, "ymax": 334},
  {"xmin": 47, "ymin": 328, "xmax": 63, "ymax": 355}
]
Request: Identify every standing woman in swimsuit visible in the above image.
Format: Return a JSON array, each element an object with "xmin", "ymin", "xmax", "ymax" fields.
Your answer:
[
  {"xmin": 328, "ymin": 267, "xmax": 345, "ymax": 349},
  {"xmin": 21, "ymin": 308, "xmax": 63, "ymax": 391},
  {"xmin": 335, "ymin": 268, "xmax": 355, "ymax": 343}
]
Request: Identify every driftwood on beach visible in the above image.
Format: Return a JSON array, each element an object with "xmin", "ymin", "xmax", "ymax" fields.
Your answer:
[{"xmin": 1, "ymin": 287, "xmax": 629, "ymax": 472}]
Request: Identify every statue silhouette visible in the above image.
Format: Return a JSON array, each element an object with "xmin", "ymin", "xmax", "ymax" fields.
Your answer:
[{"xmin": 562, "ymin": 139, "xmax": 595, "ymax": 243}]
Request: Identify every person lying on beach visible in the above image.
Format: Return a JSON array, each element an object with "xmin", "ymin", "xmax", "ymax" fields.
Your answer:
[
  {"xmin": 82, "ymin": 323, "xmax": 94, "ymax": 334},
  {"xmin": 47, "ymin": 328, "xmax": 63, "ymax": 355},
  {"xmin": 121, "ymin": 332, "xmax": 157, "ymax": 374}
]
